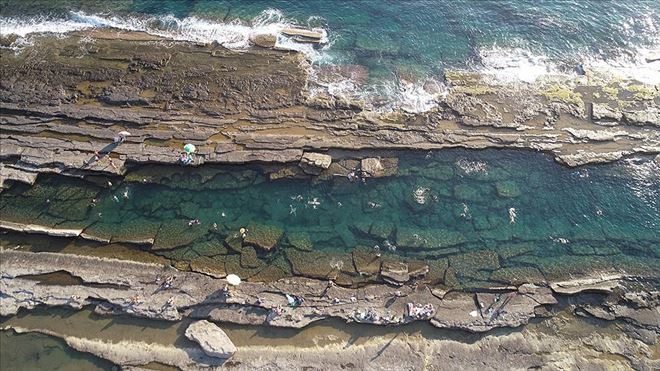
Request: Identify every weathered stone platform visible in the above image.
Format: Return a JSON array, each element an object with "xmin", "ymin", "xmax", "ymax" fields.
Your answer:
[{"xmin": 1, "ymin": 29, "xmax": 658, "ymax": 186}]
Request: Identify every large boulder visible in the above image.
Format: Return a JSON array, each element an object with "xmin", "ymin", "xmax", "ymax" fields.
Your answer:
[
  {"xmin": 360, "ymin": 157, "xmax": 398, "ymax": 178},
  {"xmin": 623, "ymin": 106, "xmax": 660, "ymax": 127},
  {"xmin": 249, "ymin": 34, "xmax": 277, "ymax": 48},
  {"xmin": 299, "ymin": 152, "xmax": 332, "ymax": 175},
  {"xmin": 380, "ymin": 260, "xmax": 409, "ymax": 285},
  {"xmin": 184, "ymin": 320, "xmax": 236, "ymax": 359}
]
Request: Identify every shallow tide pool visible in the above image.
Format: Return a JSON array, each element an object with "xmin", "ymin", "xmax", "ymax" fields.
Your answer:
[{"xmin": 1, "ymin": 150, "xmax": 658, "ymax": 287}]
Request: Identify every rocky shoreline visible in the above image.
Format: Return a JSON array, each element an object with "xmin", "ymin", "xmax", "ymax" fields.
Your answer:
[
  {"xmin": 1, "ymin": 249, "xmax": 658, "ymax": 369},
  {"xmin": 1, "ymin": 29, "xmax": 659, "ymax": 186}
]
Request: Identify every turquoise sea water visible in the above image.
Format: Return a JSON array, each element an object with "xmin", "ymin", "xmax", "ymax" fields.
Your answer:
[
  {"xmin": 1, "ymin": 0, "xmax": 658, "ymax": 95},
  {"xmin": 1, "ymin": 150, "xmax": 658, "ymax": 286}
]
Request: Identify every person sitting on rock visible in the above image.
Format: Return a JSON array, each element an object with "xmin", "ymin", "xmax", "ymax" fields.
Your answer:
[{"xmin": 179, "ymin": 153, "xmax": 193, "ymax": 165}]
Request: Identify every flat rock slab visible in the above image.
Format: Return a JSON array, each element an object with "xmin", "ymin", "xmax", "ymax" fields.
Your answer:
[
  {"xmin": 184, "ymin": 320, "xmax": 236, "ymax": 359},
  {"xmin": 1, "ymin": 249, "xmax": 655, "ymax": 335}
]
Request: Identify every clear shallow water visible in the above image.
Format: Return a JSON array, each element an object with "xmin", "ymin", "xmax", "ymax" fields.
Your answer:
[
  {"xmin": 1, "ymin": 0, "xmax": 658, "ymax": 108},
  {"xmin": 1, "ymin": 150, "xmax": 658, "ymax": 286},
  {"xmin": 0, "ymin": 330, "xmax": 114, "ymax": 371}
]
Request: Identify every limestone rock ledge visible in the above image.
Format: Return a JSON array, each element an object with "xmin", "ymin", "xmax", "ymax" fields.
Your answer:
[
  {"xmin": 0, "ymin": 30, "xmax": 658, "ymax": 181},
  {"xmin": 1, "ymin": 249, "xmax": 657, "ymax": 336},
  {"xmin": 3, "ymin": 326, "xmax": 226, "ymax": 371}
]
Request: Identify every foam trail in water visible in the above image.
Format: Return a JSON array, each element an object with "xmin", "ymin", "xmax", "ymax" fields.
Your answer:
[
  {"xmin": 584, "ymin": 47, "xmax": 660, "ymax": 85},
  {"xmin": 476, "ymin": 47, "xmax": 564, "ymax": 84},
  {"xmin": 0, "ymin": 16, "xmax": 92, "ymax": 37}
]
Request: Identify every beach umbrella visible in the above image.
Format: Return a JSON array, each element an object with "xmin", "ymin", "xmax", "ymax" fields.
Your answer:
[
  {"xmin": 117, "ymin": 131, "xmax": 131, "ymax": 136},
  {"xmin": 184, "ymin": 143, "xmax": 196, "ymax": 154},
  {"xmin": 226, "ymin": 274, "xmax": 241, "ymax": 286}
]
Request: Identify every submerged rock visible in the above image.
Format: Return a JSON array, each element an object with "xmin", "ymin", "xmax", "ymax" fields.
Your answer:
[
  {"xmin": 495, "ymin": 181, "xmax": 521, "ymax": 198},
  {"xmin": 286, "ymin": 231, "xmax": 314, "ymax": 251},
  {"xmin": 184, "ymin": 320, "xmax": 236, "ymax": 359},
  {"xmin": 243, "ymin": 224, "xmax": 284, "ymax": 251},
  {"xmin": 396, "ymin": 228, "xmax": 467, "ymax": 250}
]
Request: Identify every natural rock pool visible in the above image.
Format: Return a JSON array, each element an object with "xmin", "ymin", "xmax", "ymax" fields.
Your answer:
[{"xmin": 1, "ymin": 149, "xmax": 658, "ymax": 288}]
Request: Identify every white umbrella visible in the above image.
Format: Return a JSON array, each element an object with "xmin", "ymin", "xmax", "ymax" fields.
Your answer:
[
  {"xmin": 226, "ymin": 274, "xmax": 241, "ymax": 286},
  {"xmin": 117, "ymin": 131, "xmax": 131, "ymax": 136}
]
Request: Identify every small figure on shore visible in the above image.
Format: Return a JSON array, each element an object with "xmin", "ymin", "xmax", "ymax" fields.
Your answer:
[
  {"xmin": 162, "ymin": 276, "xmax": 174, "ymax": 289},
  {"xmin": 271, "ymin": 306, "xmax": 284, "ymax": 317},
  {"xmin": 179, "ymin": 152, "xmax": 193, "ymax": 165},
  {"xmin": 188, "ymin": 219, "xmax": 201, "ymax": 226},
  {"xmin": 239, "ymin": 227, "xmax": 248, "ymax": 238},
  {"xmin": 221, "ymin": 284, "xmax": 230, "ymax": 297},
  {"xmin": 114, "ymin": 130, "xmax": 130, "ymax": 144},
  {"xmin": 180, "ymin": 143, "xmax": 196, "ymax": 165},
  {"xmin": 285, "ymin": 294, "xmax": 304, "ymax": 308}
]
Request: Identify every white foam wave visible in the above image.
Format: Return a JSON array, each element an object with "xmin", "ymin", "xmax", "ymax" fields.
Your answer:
[
  {"xmin": 584, "ymin": 47, "xmax": 660, "ymax": 85},
  {"xmin": 474, "ymin": 45, "xmax": 660, "ymax": 85},
  {"xmin": 380, "ymin": 79, "xmax": 445, "ymax": 113},
  {"xmin": 316, "ymin": 77, "xmax": 446, "ymax": 114},
  {"xmin": 476, "ymin": 47, "xmax": 564, "ymax": 84},
  {"xmin": 0, "ymin": 16, "xmax": 92, "ymax": 37}
]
